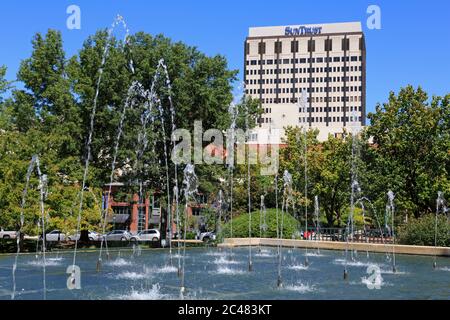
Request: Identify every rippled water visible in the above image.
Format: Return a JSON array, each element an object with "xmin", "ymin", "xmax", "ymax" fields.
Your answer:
[{"xmin": 0, "ymin": 247, "xmax": 449, "ymax": 300}]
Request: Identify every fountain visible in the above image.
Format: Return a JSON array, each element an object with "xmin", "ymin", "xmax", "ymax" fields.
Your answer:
[
  {"xmin": 226, "ymin": 101, "xmax": 238, "ymax": 256},
  {"xmin": 180, "ymin": 164, "xmax": 198, "ymax": 298},
  {"xmin": 386, "ymin": 190, "xmax": 397, "ymax": 273},
  {"xmin": 298, "ymin": 90, "xmax": 310, "ymax": 267},
  {"xmin": 11, "ymin": 155, "xmax": 47, "ymax": 300},
  {"xmin": 97, "ymin": 81, "xmax": 142, "ymax": 271},
  {"xmin": 434, "ymin": 192, "xmax": 448, "ymax": 269},
  {"xmin": 344, "ymin": 112, "xmax": 363, "ymax": 280},
  {"xmin": 245, "ymin": 100, "xmax": 253, "ymax": 272},
  {"xmin": 359, "ymin": 202, "xmax": 370, "ymax": 259},
  {"xmin": 73, "ymin": 15, "xmax": 134, "ymax": 276},
  {"xmin": 355, "ymin": 196, "xmax": 393, "ymax": 263},
  {"xmin": 174, "ymin": 185, "xmax": 182, "ymax": 277},
  {"xmin": 96, "ymin": 57, "xmax": 179, "ymax": 272},
  {"xmin": 277, "ymin": 170, "xmax": 293, "ymax": 288},
  {"xmin": 313, "ymin": 196, "xmax": 321, "ymax": 255},
  {"xmin": 259, "ymin": 194, "xmax": 267, "ymax": 253}
]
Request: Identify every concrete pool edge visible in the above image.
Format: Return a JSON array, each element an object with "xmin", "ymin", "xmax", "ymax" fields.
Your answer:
[{"xmin": 218, "ymin": 238, "xmax": 450, "ymax": 257}]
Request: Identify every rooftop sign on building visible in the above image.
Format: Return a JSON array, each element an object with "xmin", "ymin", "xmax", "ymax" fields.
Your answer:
[{"xmin": 248, "ymin": 22, "xmax": 362, "ymax": 37}]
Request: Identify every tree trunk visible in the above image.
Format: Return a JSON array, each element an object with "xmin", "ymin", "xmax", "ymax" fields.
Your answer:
[{"xmin": 79, "ymin": 229, "xmax": 90, "ymax": 242}]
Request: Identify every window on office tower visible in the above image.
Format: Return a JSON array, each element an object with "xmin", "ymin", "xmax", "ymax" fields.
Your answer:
[
  {"xmin": 291, "ymin": 40, "xmax": 299, "ymax": 53},
  {"xmin": 275, "ymin": 41, "xmax": 282, "ymax": 54},
  {"xmin": 308, "ymin": 40, "xmax": 315, "ymax": 52},
  {"xmin": 324, "ymin": 38, "xmax": 332, "ymax": 52},
  {"xmin": 342, "ymin": 38, "xmax": 350, "ymax": 51},
  {"xmin": 258, "ymin": 42, "xmax": 266, "ymax": 55}
]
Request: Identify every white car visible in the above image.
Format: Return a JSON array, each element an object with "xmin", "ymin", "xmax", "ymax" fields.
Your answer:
[
  {"xmin": 44, "ymin": 230, "xmax": 66, "ymax": 242},
  {"xmin": 68, "ymin": 231, "xmax": 101, "ymax": 241},
  {"xmin": 130, "ymin": 229, "xmax": 160, "ymax": 242},
  {"xmin": 102, "ymin": 230, "xmax": 132, "ymax": 241},
  {"xmin": 0, "ymin": 229, "xmax": 17, "ymax": 239}
]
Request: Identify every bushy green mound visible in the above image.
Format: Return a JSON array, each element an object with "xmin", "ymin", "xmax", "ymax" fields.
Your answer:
[
  {"xmin": 398, "ymin": 214, "xmax": 449, "ymax": 246},
  {"xmin": 222, "ymin": 209, "xmax": 300, "ymax": 239}
]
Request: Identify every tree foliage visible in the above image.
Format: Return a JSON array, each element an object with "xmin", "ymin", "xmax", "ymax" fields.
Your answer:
[
  {"xmin": 366, "ymin": 86, "xmax": 450, "ymax": 219},
  {"xmin": 0, "ymin": 29, "xmax": 248, "ymax": 235}
]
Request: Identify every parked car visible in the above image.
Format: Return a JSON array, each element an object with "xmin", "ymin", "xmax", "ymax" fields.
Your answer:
[
  {"xmin": 130, "ymin": 229, "xmax": 160, "ymax": 242},
  {"xmin": 68, "ymin": 230, "xmax": 101, "ymax": 241},
  {"xmin": 102, "ymin": 230, "xmax": 132, "ymax": 241},
  {"xmin": 43, "ymin": 230, "xmax": 66, "ymax": 242},
  {"xmin": 196, "ymin": 231, "xmax": 216, "ymax": 242},
  {"xmin": 0, "ymin": 229, "xmax": 17, "ymax": 239}
]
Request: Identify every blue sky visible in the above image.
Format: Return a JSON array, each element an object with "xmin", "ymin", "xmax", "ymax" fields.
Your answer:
[{"xmin": 0, "ymin": 0, "xmax": 449, "ymax": 116}]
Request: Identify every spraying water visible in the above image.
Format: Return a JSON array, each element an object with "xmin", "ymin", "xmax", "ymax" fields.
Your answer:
[
  {"xmin": 359, "ymin": 202, "xmax": 370, "ymax": 259},
  {"xmin": 259, "ymin": 194, "xmax": 267, "ymax": 253},
  {"xmin": 298, "ymin": 90, "xmax": 310, "ymax": 267},
  {"xmin": 313, "ymin": 196, "xmax": 321, "ymax": 255},
  {"xmin": 356, "ymin": 197, "xmax": 392, "ymax": 262},
  {"xmin": 216, "ymin": 190, "xmax": 224, "ymax": 239},
  {"xmin": 344, "ymin": 112, "xmax": 362, "ymax": 280},
  {"xmin": 153, "ymin": 59, "xmax": 179, "ymax": 269},
  {"xmin": 97, "ymin": 81, "xmax": 142, "ymax": 271},
  {"xmin": 245, "ymin": 101, "xmax": 253, "ymax": 272},
  {"xmin": 148, "ymin": 59, "xmax": 179, "ymax": 261},
  {"xmin": 386, "ymin": 190, "xmax": 397, "ymax": 273},
  {"xmin": 227, "ymin": 101, "xmax": 238, "ymax": 253},
  {"xmin": 180, "ymin": 164, "xmax": 198, "ymax": 298},
  {"xmin": 73, "ymin": 14, "xmax": 133, "ymax": 273},
  {"xmin": 155, "ymin": 96, "xmax": 173, "ymax": 265},
  {"xmin": 434, "ymin": 192, "xmax": 448, "ymax": 269},
  {"xmin": 277, "ymin": 170, "xmax": 293, "ymax": 288},
  {"xmin": 174, "ymin": 185, "xmax": 181, "ymax": 276},
  {"xmin": 11, "ymin": 155, "xmax": 47, "ymax": 300}
]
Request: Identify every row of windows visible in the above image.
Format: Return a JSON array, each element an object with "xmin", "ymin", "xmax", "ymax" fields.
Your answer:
[
  {"xmin": 246, "ymin": 76, "xmax": 362, "ymax": 85},
  {"xmin": 299, "ymin": 116, "xmax": 362, "ymax": 123},
  {"xmin": 257, "ymin": 115, "xmax": 362, "ymax": 125},
  {"xmin": 246, "ymin": 56, "xmax": 361, "ymax": 66},
  {"xmin": 299, "ymin": 106, "xmax": 362, "ymax": 113},
  {"xmin": 259, "ymin": 95, "xmax": 362, "ymax": 104},
  {"xmin": 247, "ymin": 86, "xmax": 363, "ymax": 95},
  {"xmin": 262, "ymin": 105, "xmax": 362, "ymax": 114},
  {"xmin": 248, "ymin": 38, "xmax": 361, "ymax": 55},
  {"xmin": 246, "ymin": 65, "xmax": 362, "ymax": 75}
]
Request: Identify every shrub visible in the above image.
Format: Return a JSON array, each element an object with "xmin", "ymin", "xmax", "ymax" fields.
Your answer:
[
  {"xmin": 222, "ymin": 208, "xmax": 300, "ymax": 239},
  {"xmin": 185, "ymin": 231, "xmax": 197, "ymax": 240},
  {"xmin": 397, "ymin": 214, "xmax": 449, "ymax": 246}
]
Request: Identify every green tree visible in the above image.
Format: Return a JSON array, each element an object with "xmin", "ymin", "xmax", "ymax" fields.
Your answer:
[
  {"xmin": 0, "ymin": 66, "xmax": 11, "ymax": 102},
  {"xmin": 366, "ymin": 86, "xmax": 450, "ymax": 219}
]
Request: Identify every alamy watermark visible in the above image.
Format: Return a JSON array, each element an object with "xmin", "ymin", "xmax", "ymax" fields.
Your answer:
[
  {"xmin": 66, "ymin": 265, "xmax": 81, "ymax": 290},
  {"xmin": 66, "ymin": 4, "xmax": 81, "ymax": 30},
  {"xmin": 367, "ymin": 5, "xmax": 382, "ymax": 30},
  {"xmin": 365, "ymin": 265, "xmax": 383, "ymax": 290}
]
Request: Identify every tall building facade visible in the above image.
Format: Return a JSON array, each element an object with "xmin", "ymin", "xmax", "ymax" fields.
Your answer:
[{"xmin": 244, "ymin": 22, "xmax": 366, "ymax": 142}]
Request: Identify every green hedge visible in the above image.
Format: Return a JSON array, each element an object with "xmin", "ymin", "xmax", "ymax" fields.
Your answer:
[
  {"xmin": 398, "ymin": 214, "xmax": 449, "ymax": 246},
  {"xmin": 222, "ymin": 208, "xmax": 300, "ymax": 239}
]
